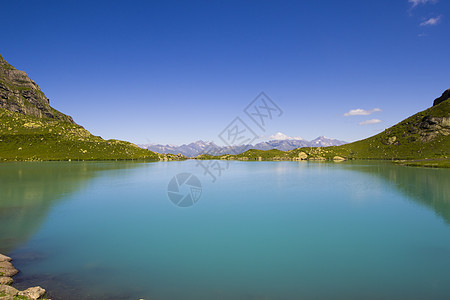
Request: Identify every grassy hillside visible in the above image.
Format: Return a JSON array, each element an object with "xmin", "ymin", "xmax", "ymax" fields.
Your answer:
[
  {"xmin": 0, "ymin": 107, "xmax": 166, "ymax": 161},
  {"xmin": 320, "ymin": 98, "xmax": 450, "ymax": 160},
  {"xmin": 200, "ymin": 97, "xmax": 450, "ymax": 167}
]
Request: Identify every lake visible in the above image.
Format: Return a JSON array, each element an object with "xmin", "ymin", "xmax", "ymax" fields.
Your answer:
[{"xmin": 1, "ymin": 160, "xmax": 450, "ymax": 300}]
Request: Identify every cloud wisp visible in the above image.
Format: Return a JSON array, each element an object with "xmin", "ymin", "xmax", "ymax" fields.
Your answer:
[
  {"xmin": 420, "ymin": 16, "xmax": 442, "ymax": 26},
  {"xmin": 344, "ymin": 108, "xmax": 382, "ymax": 116},
  {"xmin": 409, "ymin": 0, "xmax": 438, "ymax": 8},
  {"xmin": 359, "ymin": 119, "xmax": 382, "ymax": 126}
]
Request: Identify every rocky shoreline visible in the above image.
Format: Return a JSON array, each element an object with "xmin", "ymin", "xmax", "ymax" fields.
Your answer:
[{"xmin": 0, "ymin": 254, "xmax": 46, "ymax": 300}]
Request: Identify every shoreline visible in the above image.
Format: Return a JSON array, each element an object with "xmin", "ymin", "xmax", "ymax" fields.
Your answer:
[
  {"xmin": 0, "ymin": 254, "xmax": 46, "ymax": 300},
  {"xmin": 0, "ymin": 157, "xmax": 449, "ymax": 168}
]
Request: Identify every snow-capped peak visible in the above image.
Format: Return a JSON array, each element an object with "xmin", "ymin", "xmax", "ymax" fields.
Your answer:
[{"xmin": 268, "ymin": 132, "xmax": 303, "ymax": 141}]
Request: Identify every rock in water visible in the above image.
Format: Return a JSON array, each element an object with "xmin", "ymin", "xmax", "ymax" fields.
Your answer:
[
  {"xmin": 0, "ymin": 284, "xmax": 19, "ymax": 297},
  {"xmin": 0, "ymin": 261, "xmax": 18, "ymax": 277},
  {"xmin": 0, "ymin": 254, "xmax": 12, "ymax": 262},
  {"xmin": 17, "ymin": 286, "xmax": 46, "ymax": 300},
  {"xmin": 0, "ymin": 253, "xmax": 46, "ymax": 299}
]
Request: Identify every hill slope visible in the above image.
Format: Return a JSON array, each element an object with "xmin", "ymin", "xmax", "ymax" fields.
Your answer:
[
  {"xmin": 323, "ymin": 94, "xmax": 449, "ymax": 160},
  {"xmin": 0, "ymin": 54, "xmax": 74, "ymax": 123},
  {"xmin": 0, "ymin": 54, "xmax": 163, "ymax": 161},
  {"xmin": 205, "ymin": 91, "xmax": 449, "ymax": 167}
]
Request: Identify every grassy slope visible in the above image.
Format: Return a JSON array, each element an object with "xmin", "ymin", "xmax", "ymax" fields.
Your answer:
[
  {"xmin": 325, "ymin": 99, "xmax": 449, "ymax": 160},
  {"xmin": 0, "ymin": 108, "xmax": 161, "ymax": 161},
  {"xmin": 204, "ymin": 99, "xmax": 450, "ymax": 167}
]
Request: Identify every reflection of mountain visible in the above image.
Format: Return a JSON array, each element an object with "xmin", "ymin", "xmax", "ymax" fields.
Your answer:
[
  {"xmin": 346, "ymin": 162, "xmax": 450, "ymax": 224},
  {"xmin": 0, "ymin": 162, "xmax": 147, "ymax": 254}
]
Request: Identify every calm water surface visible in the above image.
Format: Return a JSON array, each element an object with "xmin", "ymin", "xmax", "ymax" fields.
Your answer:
[{"xmin": 0, "ymin": 160, "xmax": 449, "ymax": 300}]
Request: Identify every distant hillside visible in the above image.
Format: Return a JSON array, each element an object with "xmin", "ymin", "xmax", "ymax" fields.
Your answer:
[
  {"xmin": 140, "ymin": 136, "xmax": 347, "ymax": 157},
  {"xmin": 0, "ymin": 53, "xmax": 166, "ymax": 161},
  {"xmin": 200, "ymin": 90, "xmax": 450, "ymax": 167}
]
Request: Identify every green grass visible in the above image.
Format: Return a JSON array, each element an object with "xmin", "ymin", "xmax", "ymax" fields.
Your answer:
[
  {"xmin": 395, "ymin": 158, "xmax": 450, "ymax": 168},
  {"xmin": 0, "ymin": 108, "xmax": 168, "ymax": 161}
]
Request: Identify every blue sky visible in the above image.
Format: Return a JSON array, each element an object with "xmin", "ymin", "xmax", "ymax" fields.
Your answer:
[{"xmin": 1, "ymin": 0, "xmax": 449, "ymax": 145}]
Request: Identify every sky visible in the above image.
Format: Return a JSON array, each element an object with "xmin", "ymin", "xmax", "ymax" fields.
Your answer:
[{"xmin": 1, "ymin": 0, "xmax": 449, "ymax": 145}]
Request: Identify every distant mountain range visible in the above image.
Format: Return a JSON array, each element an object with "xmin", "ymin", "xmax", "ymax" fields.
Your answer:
[{"xmin": 139, "ymin": 136, "xmax": 347, "ymax": 157}]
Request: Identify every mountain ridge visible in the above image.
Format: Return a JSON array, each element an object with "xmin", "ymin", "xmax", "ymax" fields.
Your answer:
[{"xmin": 139, "ymin": 136, "xmax": 347, "ymax": 157}]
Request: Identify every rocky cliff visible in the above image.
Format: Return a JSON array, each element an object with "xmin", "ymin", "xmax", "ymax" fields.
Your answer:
[
  {"xmin": 0, "ymin": 54, "xmax": 74, "ymax": 124},
  {"xmin": 433, "ymin": 89, "xmax": 450, "ymax": 106}
]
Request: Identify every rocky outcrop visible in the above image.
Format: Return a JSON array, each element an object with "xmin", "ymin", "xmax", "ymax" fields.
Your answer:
[
  {"xmin": 418, "ymin": 115, "xmax": 450, "ymax": 142},
  {"xmin": 433, "ymin": 89, "xmax": 450, "ymax": 106},
  {"xmin": 0, "ymin": 254, "xmax": 46, "ymax": 300},
  {"xmin": 293, "ymin": 151, "xmax": 308, "ymax": 160},
  {"xmin": 0, "ymin": 53, "xmax": 75, "ymax": 124}
]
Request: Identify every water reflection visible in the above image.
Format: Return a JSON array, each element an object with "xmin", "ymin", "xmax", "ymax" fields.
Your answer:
[
  {"xmin": 342, "ymin": 162, "xmax": 450, "ymax": 224},
  {"xmin": 0, "ymin": 161, "xmax": 149, "ymax": 253}
]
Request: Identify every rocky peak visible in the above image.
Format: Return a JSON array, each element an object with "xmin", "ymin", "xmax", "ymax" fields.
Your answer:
[
  {"xmin": 0, "ymin": 53, "xmax": 75, "ymax": 124},
  {"xmin": 433, "ymin": 89, "xmax": 450, "ymax": 106}
]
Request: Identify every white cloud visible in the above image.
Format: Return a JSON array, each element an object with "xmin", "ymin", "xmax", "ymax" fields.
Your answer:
[
  {"xmin": 344, "ymin": 108, "xmax": 382, "ymax": 116},
  {"xmin": 266, "ymin": 132, "xmax": 303, "ymax": 141},
  {"xmin": 359, "ymin": 119, "xmax": 382, "ymax": 125},
  {"xmin": 420, "ymin": 16, "xmax": 442, "ymax": 26},
  {"xmin": 409, "ymin": 0, "xmax": 438, "ymax": 8}
]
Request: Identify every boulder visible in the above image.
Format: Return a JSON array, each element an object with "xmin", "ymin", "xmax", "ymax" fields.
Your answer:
[
  {"xmin": 0, "ymin": 285, "xmax": 19, "ymax": 297},
  {"xmin": 17, "ymin": 286, "xmax": 46, "ymax": 300},
  {"xmin": 387, "ymin": 136, "xmax": 397, "ymax": 145},
  {"xmin": 0, "ymin": 261, "xmax": 18, "ymax": 277},
  {"xmin": 333, "ymin": 156, "xmax": 346, "ymax": 161},
  {"xmin": 297, "ymin": 152, "xmax": 308, "ymax": 160},
  {"xmin": 0, "ymin": 276, "xmax": 13, "ymax": 285},
  {"xmin": 0, "ymin": 255, "xmax": 11, "ymax": 263}
]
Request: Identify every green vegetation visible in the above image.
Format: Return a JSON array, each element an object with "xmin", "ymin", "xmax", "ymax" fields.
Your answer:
[
  {"xmin": 0, "ymin": 108, "xmax": 167, "ymax": 161},
  {"xmin": 326, "ymin": 98, "xmax": 450, "ymax": 160},
  {"xmin": 198, "ymin": 98, "xmax": 450, "ymax": 168},
  {"xmin": 395, "ymin": 159, "xmax": 450, "ymax": 168}
]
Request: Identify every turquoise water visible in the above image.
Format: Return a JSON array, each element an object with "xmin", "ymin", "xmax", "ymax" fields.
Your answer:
[{"xmin": 1, "ymin": 160, "xmax": 450, "ymax": 299}]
